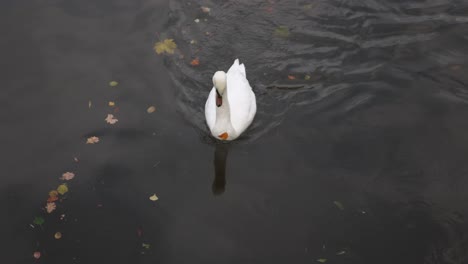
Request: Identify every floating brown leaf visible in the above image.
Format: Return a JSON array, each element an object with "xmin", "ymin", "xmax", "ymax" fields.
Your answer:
[
  {"xmin": 48, "ymin": 190, "xmax": 59, "ymax": 202},
  {"xmin": 147, "ymin": 106, "xmax": 156, "ymax": 113},
  {"xmin": 201, "ymin": 6, "xmax": 211, "ymax": 13},
  {"xmin": 46, "ymin": 202, "xmax": 56, "ymax": 213},
  {"xmin": 190, "ymin": 58, "xmax": 200, "ymax": 66},
  {"xmin": 105, "ymin": 114, "xmax": 118, "ymax": 124},
  {"xmin": 61, "ymin": 172, "xmax": 75, "ymax": 181},
  {"xmin": 86, "ymin": 136, "xmax": 100, "ymax": 144}
]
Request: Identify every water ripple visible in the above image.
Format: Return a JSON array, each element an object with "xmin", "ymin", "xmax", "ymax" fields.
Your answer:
[{"xmin": 164, "ymin": 0, "xmax": 468, "ymax": 141}]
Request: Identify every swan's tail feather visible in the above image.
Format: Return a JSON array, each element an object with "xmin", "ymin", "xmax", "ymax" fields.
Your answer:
[
  {"xmin": 239, "ymin": 63, "xmax": 246, "ymax": 77},
  {"xmin": 228, "ymin": 58, "xmax": 246, "ymax": 76}
]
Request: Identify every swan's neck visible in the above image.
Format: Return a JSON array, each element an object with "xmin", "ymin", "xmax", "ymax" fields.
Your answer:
[{"xmin": 215, "ymin": 90, "xmax": 231, "ymax": 127}]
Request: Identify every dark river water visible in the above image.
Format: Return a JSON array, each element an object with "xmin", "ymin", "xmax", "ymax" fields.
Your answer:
[{"xmin": 2, "ymin": 0, "xmax": 468, "ymax": 263}]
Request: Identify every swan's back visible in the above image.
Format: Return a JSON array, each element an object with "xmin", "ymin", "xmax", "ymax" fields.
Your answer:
[{"xmin": 226, "ymin": 59, "xmax": 256, "ymax": 135}]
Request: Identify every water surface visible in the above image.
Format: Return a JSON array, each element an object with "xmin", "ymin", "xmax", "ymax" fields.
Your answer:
[{"xmin": 2, "ymin": 0, "xmax": 468, "ymax": 263}]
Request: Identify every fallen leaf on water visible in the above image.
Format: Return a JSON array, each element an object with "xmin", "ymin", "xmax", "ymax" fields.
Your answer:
[
  {"xmin": 57, "ymin": 184, "xmax": 68, "ymax": 195},
  {"xmin": 333, "ymin": 201, "xmax": 344, "ymax": 210},
  {"xmin": 305, "ymin": 75, "xmax": 311, "ymax": 80},
  {"xmin": 54, "ymin": 232, "xmax": 62, "ymax": 239},
  {"xmin": 105, "ymin": 114, "xmax": 119, "ymax": 124},
  {"xmin": 73, "ymin": 157, "xmax": 79, "ymax": 162},
  {"xmin": 147, "ymin": 106, "xmax": 156, "ymax": 113},
  {"xmin": 109, "ymin": 81, "xmax": 119, "ymax": 87},
  {"xmin": 46, "ymin": 202, "xmax": 56, "ymax": 213},
  {"xmin": 88, "ymin": 100, "xmax": 92, "ymax": 108},
  {"xmin": 33, "ymin": 217, "xmax": 45, "ymax": 226},
  {"xmin": 190, "ymin": 58, "xmax": 200, "ymax": 66},
  {"xmin": 109, "ymin": 101, "xmax": 115, "ymax": 106},
  {"xmin": 154, "ymin": 39, "xmax": 177, "ymax": 55},
  {"xmin": 201, "ymin": 6, "xmax": 211, "ymax": 13},
  {"xmin": 86, "ymin": 136, "xmax": 100, "ymax": 144},
  {"xmin": 336, "ymin": 250, "xmax": 346, "ymax": 255},
  {"xmin": 194, "ymin": 18, "xmax": 200, "ymax": 23},
  {"xmin": 303, "ymin": 4, "xmax": 315, "ymax": 10},
  {"xmin": 33, "ymin": 251, "xmax": 41, "ymax": 259},
  {"xmin": 142, "ymin": 243, "xmax": 151, "ymax": 249},
  {"xmin": 47, "ymin": 196, "xmax": 58, "ymax": 202},
  {"xmin": 317, "ymin": 259, "xmax": 327, "ymax": 263},
  {"xmin": 288, "ymin": 75, "xmax": 296, "ymax": 80},
  {"xmin": 60, "ymin": 214, "xmax": 66, "ymax": 220},
  {"xmin": 149, "ymin": 194, "xmax": 159, "ymax": 201},
  {"xmin": 48, "ymin": 190, "xmax": 59, "ymax": 202},
  {"xmin": 274, "ymin": 26, "xmax": 290, "ymax": 38},
  {"xmin": 61, "ymin": 172, "xmax": 75, "ymax": 181}
]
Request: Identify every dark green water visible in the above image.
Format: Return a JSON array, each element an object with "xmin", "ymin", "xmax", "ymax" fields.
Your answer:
[{"xmin": 2, "ymin": 0, "xmax": 468, "ymax": 263}]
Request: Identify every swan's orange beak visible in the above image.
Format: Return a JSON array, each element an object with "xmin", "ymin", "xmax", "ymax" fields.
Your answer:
[{"xmin": 218, "ymin": 132, "xmax": 229, "ymax": 140}]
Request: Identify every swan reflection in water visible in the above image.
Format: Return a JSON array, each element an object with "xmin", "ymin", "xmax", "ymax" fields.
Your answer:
[{"xmin": 212, "ymin": 143, "xmax": 230, "ymax": 195}]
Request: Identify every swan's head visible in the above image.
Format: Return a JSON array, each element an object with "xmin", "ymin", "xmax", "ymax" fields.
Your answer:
[
  {"xmin": 213, "ymin": 71, "xmax": 227, "ymax": 95},
  {"xmin": 213, "ymin": 71, "xmax": 226, "ymax": 107}
]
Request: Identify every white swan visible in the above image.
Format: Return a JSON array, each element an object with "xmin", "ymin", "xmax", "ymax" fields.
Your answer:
[{"xmin": 205, "ymin": 59, "xmax": 256, "ymax": 141}]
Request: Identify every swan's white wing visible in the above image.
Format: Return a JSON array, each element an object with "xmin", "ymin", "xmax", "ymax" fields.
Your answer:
[
  {"xmin": 247, "ymin": 90, "xmax": 257, "ymax": 125},
  {"xmin": 226, "ymin": 65, "xmax": 255, "ymax": 135},
  {"xmin": 205, "ymin": 87, "xmax": 216, "ymax": 130}
]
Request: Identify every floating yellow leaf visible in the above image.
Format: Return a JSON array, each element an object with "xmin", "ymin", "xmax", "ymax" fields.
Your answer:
[
  {"xmin": 142, "ymin": 243, "xmax": 151, "ymax": 249},
  {"xmin": 86, "ymin": 136, "xmax": 100, "ymax": 144},
  {"xmin": 108, "ymin": 101, "xmax": 115, "ymax": 106},
  {"xmin": 109, "ymin": 81, "xmax": 119, "ymax": 87},
  {"xmin": 149, "ymin": 194, "xmax": 159, "ymax": 201},
  {"xmin": 147, "ymin": 106, "xmax": 156, "ymax": 113},
  {"xmin": 274, "ymin": 26, "xmax": 290, "ymax": 38},
  {"xmin": 303, "ymin": 4, "xmax": 315, "ymax": 10},
  {"xmin": 333, "ymin": 201, "xmax": 344, "ymax": 210},
  {"xmin": 57, "ymin": 184, "xmax": 68, "ymax": 195},
  {"xmin": 317, "ymin": 259, "xmax": 327, "ymax": 263},
  {"xmin": 154, "ymin": 39, "xmax": 177, "ymax": 55},
  {"xmin": 54, "ymin": 232, "xmax": 62, "ymax": 239},
  {"xmin": 46, "ymin": 202, "xmax": 56, "ymax": 213}
]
